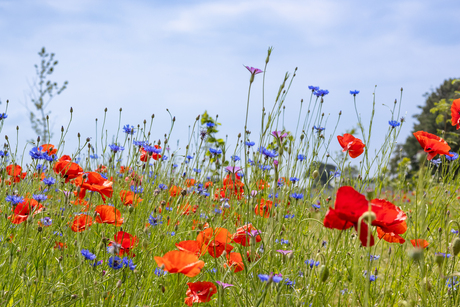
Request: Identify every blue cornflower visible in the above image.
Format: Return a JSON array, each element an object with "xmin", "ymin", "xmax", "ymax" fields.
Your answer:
[
  {"xmin": 305, "ymin": 259, "xmax": 320, "ymax": 268},
  {"xmin": 186, "ymin": 155, "xmax": 193, "ymax": 160},
  {"xmin": 40, "ymin": 217, "xmax": 52, "ymax": 226},
  {"xmin": 447, "ymin": 277, "xmax": 459, "ymax": 290},
  {"xmin": 148, "ymin": 214, "xmax": 163, "ymax": 227},
  {"xmin": 272, "ymin": 275, "xmax": 283, "ymax": 283},
  {"xmin": 0, "ymin": 113, "xmax": 7, "ymax": 120},
  {"xmin": 245, "ymin": 141, "xmax": 255, "ymax": 147},
  {"xmin": 258, "ymin": 147, "xmax": 278, "ymax": 158},
  {"xmin": 388, "ymin": 120, "xmax": 400, "ymax": 128},
  {"xmin": 130, "ymin": 185, "xmax": 143, "ymax": 193},
  {"xmin": 122, "ymin": 124, "xmax": 135, "ymax": 135},
  {"xmin": 33, "ymin": 194, "xmax": 48, "ymax": 202},
  {"xmin": 369, "ymin": 275, "xmax": 377, "ymax": 282},
  {"xmin": 268, "ymin": 193, "xmax": 278, "ymax": 199},
  {"xmin": 0, "ymin": 150, "xmax": 8, "ymax": 157},
  {"xmin": 54, "ymin": 231, "xmax": 63, "ymax": 236},
  {"xmin": 284, "ymin": 214, "xmax": 295, "ymax": 219},
  {"xmin": 258, "ymin": 274, "xmax": 269, "ymax": 282},
  {"xmin": 158, "ymin": 183, "xmax": 168, "ymax": 190},
  {"xmin": 369, "ymin": 254, "xmax": 380, "ymax": 261},
  {"xmin": 452, "ymin": 229, "xmax": 459, "ymax": 234},
  {"xmin": 109, "ymin": 144, "xmax": 124, "ymax": 153},
  {"xmin": 330, "ymin": 169, "xmax": 341, "ymax": 178},
  {"xmin": 209, "ymin": 148, "xmax": 222, "ymax": 155},
  {"xmin": 206, "ymin": 122, "xmax": 215, "ymax": 128},
  {"xmin": 297, "ymin": 154, "xmax": 306, "ymax": 161},
  {"xmin": 155, "ymin": 267, "xmax": 167, "ymax": 276},
  {"xmin": 291, "ymin": 193, "xmax": 303, "ymax": 200},
  {"xmin": 312, "ymin": 203, "xmax": 321, "ymax": 209},
  {"xmin": 350, "ymin": 90, "xmax": 360, "ymax": 96},
  {"xmin": 108, "ymin": 256, "xmax": 124, "ymax": 270},
  {"xmin": 431, "ymin": 158, "xmax": 442, "ymax": 166},
  {"xmin": 308, "ymin": 86, "xmax": 319, "ymax": 91},
  {"xmin": 259, "ymin": 164, "xmax": 272, "ymax": 171},
  {"xmin": 281, "ymin": 239, "xmax": 289, "ymax": 245},
  {"xmin": 214, "ymin": 208, "xmax": 222, "ymax": 215},
  {"xmin": 232, "ymin": 155, "xmax": 241, "ymax": 162},
  {"xmin": 193, "ymin": 168, "xmax": 201, "ymax": 173},
  {"xmin": 340, "ymin": 288, "xmax": 349, "ymax": 295},
  {"xmin": 446, "ymin": 152, "xmax": 459, "ymax": 161},
  {"xmin": 90, "ymin": 154, "xmax": 99, "ymax": 159},
  {"xmin": 290, "ymin": 177, "xmax": 299, "ymax": 183},
  {"xmin": 36, "ymin": 164, "xmax": 47, "ymax": 172},
  {"xmin": 314, "ymin": 89, "xmax": 329, "ymax": 97},
  {"xmin": 133, "ymin": 140, "xmax": 147, "ymax": 146},
  {"xmin": 285, "ymin": 278, "xmax": 295, "ymax": 286},
  {"xmin": 90, "ymin": 260, "xmax": 103, "ymax": 267},
  {"xmin": 436, "ymin": 252, "xmax": 451, "ymax": 258},
  {"xmin": 313, "ymin": 126, "xmax": 325, "ymax": 132},
  {"xmin": 172, "ymin": 164, "xmax": 178, "ymax": 168},
  {"xmin": 122, "ymin": 257, "xmax": 136, "ymax": 270},
  {"xmin": 6, "ymin": 195, "xmax": 24, "ymax": 205},
  {"xmin": 81, "ymin": 249, "xmax": 97, "ymax": 261},
  {"xmin": 43, "ymin": 177, "xmax": 56, "ymax": 186},
  {"xmin": 29, "ymin": 147, "xmax": 45, "ymax": 159}
]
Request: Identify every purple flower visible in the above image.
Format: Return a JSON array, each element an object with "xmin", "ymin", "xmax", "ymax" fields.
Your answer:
[
  {"xmin": 350, "ymin": 90, "xmax": 360, "ymax": 96},
  {"xmin": 216, "ymin": 281, "xmax": 234, "ymax": 289},
  {"xmin": 271, "ymin": 131, "xmax": 288, "ymax": 142},
  {"xmin": 308, "ymin": 85, "xmax": 319, "ymax": 91},
  {"xmin": 276, "ymin": 250, "xmax": 293, "ymax": 255},
  {"xmin": 245, "ymin": 66, "xmax": 263, "ymax": 75}
]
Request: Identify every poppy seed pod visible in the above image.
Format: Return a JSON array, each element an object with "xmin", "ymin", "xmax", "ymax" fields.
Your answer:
[
  {"xmin": 453, "ymin": 237, "xmax": 460, "ymax": 256},
  {"xmin": 435, "ymin": 253, "xmax": 444, "ymax": 266},
  {"xmin": 312, "ymin": 170, "xmax": 319, "ymax": 179},
  {"xmin": 128, "ymin": 206, "xmax": 134, "ymax": 213},
  {"xmin": 319, "ymin": 265, "xmax": 329, "ymax": 282},
  {"xmin": 409, "ymin": 248, "xmax": 423, "ymax": 262}
]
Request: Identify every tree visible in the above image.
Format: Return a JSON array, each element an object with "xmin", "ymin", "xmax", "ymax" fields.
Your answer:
[
  {"xmin": 26, "ymin": 47, "xmax": 68, "ymax": 143},
  {"xmin": 394, "ymin": 79, "xmax": 460, "ymax": 175}
]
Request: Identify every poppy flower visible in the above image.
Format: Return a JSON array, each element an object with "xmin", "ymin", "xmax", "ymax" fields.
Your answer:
[
  {"xmin": 196, "ymin": 228, "xmax": 233, "ymax": 258},
  {"xmin": 175, "ymin": 240, "xmax": 206, "ymax": 257},
  {"xmin": 255, "ymin": 198, "xmax": 273, "ymax": 218},
  {"xmin": 71, "ymin": 214, "xmax": 93, "ymax": 232},
  {"xmin": 169, "ymin": 185, "xmax": 182, "ymax": 197},
  {"xmin": 411, "ymin": 239, "xmax": 429, "ymax": 249},
  {"xmin": 140, "ymin": 145, "xmax": 162, "ymax": 162},
  {"xmin": 225, "ymin": 252, "xmax": 244, "ymax": 273},
  {"xmin": 95, "ymin": 205, "xmax": 123, "ymax": 226},
  {"xmin": 8, "ymin": 198, "xmax": 43, "ymax": 224},
  {"xmin": 232, "ymin": 224, "xmax": 262, "ymax": 246},
  {"xmin": 185, "ymin": 179, "xmax": 196, "ymax": 187},
  {"xmin": 376, "ymin": 226, "xmax": 406, "ymax": 244},
  {"xmin": 6, "ymin": 164, "xmax": 27, "ymax": 183},
  {"xmin": 451, "ymin": 98, "xmax": 460, "ymax": 129},
  {"xmin": 75, "ymin": 172, "xmax": 113, "ymax": 203},
  {"xmin": 154, "ymin": 250, "xmax": 205, "ymax": 277},
  {"xmin": 256, "ymin": 179, "xmax": 269, "ymax": 190},
  {"xmin": 95, "ymin": 164, "xmax": 107, "ymax": 173},
  {"xmin": 337, "ymin": 134, "xmax": 365, "ymax": 158},
  {"xmin": 109, "ymin": 231, "xmax": 138, "ymax": 257},
  {"xmin": 120, "ymin": 190, "xmax": 143, "ymax": 206},
  {"xmin": 204, "ymin": 181, "xmax": 213, "ymax": 189},
  {"xmin": 413, "ymin": 131, "xmax": 453, "ymax": 160},
  {"xmin": 323, "ymin": 186, "xmax": 407, "ymax": 247},
  {"xmin": 54, "ymin": 241, "xmax": 67, "ymax": 250},
  {"xmin": 38, "ymin": 144, "xmax": 57, "ymax": 156},
  {"xmin": 53, "ymin": 155, "xmax": 84, "ymax": 182},
  {"xmin": 184, "ymin": 281, "xmax": 217, "ymax": 306}
]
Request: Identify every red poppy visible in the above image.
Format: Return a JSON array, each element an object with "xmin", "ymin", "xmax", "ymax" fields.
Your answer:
[
  {"xmin": 376, "ymin": 226, "xmax": 406, "ymax": 244},
  {"xmin": 196, "ymin": 227, "xmax": 233, "ymax": 258},
  {"xmin": 337, "ymin": 134, "xmax": 365, "ymax": 158},
  {"xmin": 169, "ymin": 185, "xmax": 182, "ymax": 197},
  {"xmin": 54, "ymin": 241, "xmax": 67, "ymax": 250},
  {"xmin": 411, "ymin": 239, "xmax": 429, "ymax": 249},
  {"xmin": 120, "ymin": 190, "xmax": 143, "ymax": 206},
  {"xmin": 6, "ymin": 164, "xmax": 27, "ymax": 183},
  {"xmin": 74, "ymin": 172, "xmax": 113, "ymax": 203},
  {"xmin": 204, "ymin": 181, "xmax": 213, "ymax": 189},
  {"xmin": 154, "ymin": 250, "xmax": 205, "ymax": 277},
  {"xmin": 71, "ymin": 214, "xmax": 93, "ymax": 232},
  {"xmin": 225, "ymin": 252, "xmax": 244, "ymax": 273},
  {"xmin": 175, "ymin": 240, "xmax": 206, "ymax": 257},
  {"xmin": 53, "ymin": 155, "xmax": 84, "ymax": 182},
  {"xmin": 95, "ymin": 205, "xmax": 123, "ymax": 226},
  {"xmin": 256, "ymin": 179, "xmax": 269, "ymax": 190},
  {"xmin": 413, "ymin": 131, "xmax": 453, "ymax": 160},
  {"xmin": 95, "ymin": 164, "xmax": 107, "ymax": 173},
  {"xmin": 8, "ymin": 198, "xmax": 43, "ymax": 224},
  {"xmin": 139, "ymin": 145, "xmax": 162, "ymax": 162},
  {"xmin": 255, "ymin": 198, "xmax": 273, "ymax": 218},
  {"xmin": 451, "ymin": 98, "xmax": 460, "ymax": 129},
  {"xmin": 232, "ymin": 224, "xmax": 262, "ymax": 246},
  {"xmin": 184, "ymin": 281, "xmax": 217, "ymax": 306},
  {"xmin": 38, "ymin": 144, "xmax": 57, "ymax": 156},
  {"xmin": 323, "ymin": 186, "xmax": 407, "ymax": 247},
  {"xmin": 109, "ymin": 231, "xmax": 138, "ymax": 257},
  {"xmin": 185, "ymin": 179, "xmax": 196, "ymax": 187}
]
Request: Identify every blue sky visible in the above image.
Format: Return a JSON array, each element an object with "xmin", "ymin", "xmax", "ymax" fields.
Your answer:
[{"xmin": 0, "ymin": 0, "xmax": 459, "ymax": 163}]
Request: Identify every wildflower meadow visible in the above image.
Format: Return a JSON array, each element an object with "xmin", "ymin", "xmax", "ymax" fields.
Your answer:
[{"xmin": 1, "ymin": 48, "xmax": 460, "ymax": 307}]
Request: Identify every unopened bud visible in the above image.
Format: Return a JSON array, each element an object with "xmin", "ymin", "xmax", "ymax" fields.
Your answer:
[
  {"xmin": 453, "ymin": 237, "xmax": 460, "ymax": 256},
  {"xmin": 319, "ymin": 265, "xmax": 329, "ymax": 282},
  {"xmin": 312, "ymin": 170, "xmax": 319, "ymax": 179}
]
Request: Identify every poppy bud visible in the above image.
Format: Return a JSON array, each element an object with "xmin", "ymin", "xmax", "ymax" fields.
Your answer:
[
  {"xmin": 319, "ymin": 265, "xmax": 329, "ymax": 282},
  {"xmin": 128, "ymin": 206, "xmax": 134, "ymax": 213},
  {"xmin": 312, "ymin": 170, "xmax": 319, "ymax": 179},
  {"xmin": 360, "ymin": 211, "xmax": 376, "ymax": 224},
  {"xmin": 435, "ymin": 253, "xmax": 444, "ymax": 266},
  {"xmin": 453, "ymin": 237, "xmax": 460, "ymax": 256},
  {"xmin": 116, "ymin": 280, "xmax": 122, "ymax": 288},
  {"xmin": 119, "ymin": 108, "xmax": 122, "ymax": 112}
]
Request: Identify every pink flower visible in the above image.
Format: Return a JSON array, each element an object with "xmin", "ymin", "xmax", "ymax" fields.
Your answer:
[
  {"xmin": 271, "ymin": 131, "xmax": 288, "ymax": 143},
  {"xmin": 245, "ymin": 66, "xmax": 263, "ymax": 75}
]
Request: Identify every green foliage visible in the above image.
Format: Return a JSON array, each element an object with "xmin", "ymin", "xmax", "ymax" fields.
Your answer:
[
  {"xmin": 27, "ymin": 47, "xmax": 68, "ymax": 143},
  {"xmin": 398, "ymin": 79, "xmax": 460, "ymax": 175}
]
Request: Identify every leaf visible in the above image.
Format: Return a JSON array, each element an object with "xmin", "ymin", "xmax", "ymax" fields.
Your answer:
[{"xmin": 435, "ymin": 114, "xmax": 444, "ymax": 125}]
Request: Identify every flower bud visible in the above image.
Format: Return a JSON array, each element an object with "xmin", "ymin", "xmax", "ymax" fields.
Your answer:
[
  {"xmin": 453, "ymin": 237, "xmax": 460, "ymax": 256},
  {"xmin": 319, "ymin": 265, "xmax": 329, "ymax": 282},
  {"xmin": 360, "ymin": 211, "xmax": 376, "ymax": 224},
  {"xmin": 409, "ymin": 248, "xmax": 423, "ymax": 262},
  {"xmin": 312, "ymin": 170, "xmax": 319, "ymax": 179}
]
